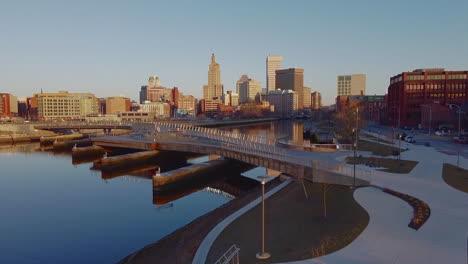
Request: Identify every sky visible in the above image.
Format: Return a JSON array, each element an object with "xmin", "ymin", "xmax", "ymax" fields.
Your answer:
[{"xmin": 1, "ymin": 0, "xmax": 467, "ymax": 105}]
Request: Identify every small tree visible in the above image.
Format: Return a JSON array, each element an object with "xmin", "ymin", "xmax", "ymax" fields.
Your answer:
[{"xmin": 333, "ymin": 105, "xmax": 367, "ymax": 141}]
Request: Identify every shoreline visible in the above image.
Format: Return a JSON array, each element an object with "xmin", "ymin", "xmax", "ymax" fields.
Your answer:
[{"xmin": 118, "ymin": 177, "xmax": 283, "ymax": 264}]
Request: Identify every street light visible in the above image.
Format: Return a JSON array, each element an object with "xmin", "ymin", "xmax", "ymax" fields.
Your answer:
[
  {"xmin": 448, "ymin": 104, "xmax": 464, "ymax": 167},
  {"xmin": 352, "ymin": 107, "xmax": 359, "ymax": 188},
  {"xmin": 256, "ymin": 176, "xmax": 271, "ymax": 260}
]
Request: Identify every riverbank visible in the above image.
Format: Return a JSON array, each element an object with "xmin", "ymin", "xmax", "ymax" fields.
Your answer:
[
  {"xmin": 118, "ymin": 177, "xmax": 283, "ymax": 264},
  {"xmin": 206, "ymin": 181, "xmax": 369, "ymax": 263}
]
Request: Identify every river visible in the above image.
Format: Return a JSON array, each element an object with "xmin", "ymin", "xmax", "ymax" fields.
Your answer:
[{"xmin": 0, "ymin": 120, "xmax": 306, "ymax": 264}]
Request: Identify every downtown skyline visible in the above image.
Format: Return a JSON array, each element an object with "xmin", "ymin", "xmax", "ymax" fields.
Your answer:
[{"xmin": 1, "ymin": 0, "xmax": 468, "ymax": 105}]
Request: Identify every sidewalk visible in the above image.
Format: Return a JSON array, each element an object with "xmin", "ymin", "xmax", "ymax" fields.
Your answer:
[{"xmin": 276, "ymin": 131, "xmax": 468, "ymax": 264}]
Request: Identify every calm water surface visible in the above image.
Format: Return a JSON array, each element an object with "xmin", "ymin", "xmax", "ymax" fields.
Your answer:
[{"xmin": 0, "ymin": 120, "xmax": 305, "ymax": 264}]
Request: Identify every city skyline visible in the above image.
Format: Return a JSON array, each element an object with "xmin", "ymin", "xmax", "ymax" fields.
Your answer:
[{"xmin": 1, "ymin": 0, "xmax": 467, "ymax": 105}]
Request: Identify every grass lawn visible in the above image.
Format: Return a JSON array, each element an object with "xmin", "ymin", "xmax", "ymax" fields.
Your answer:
[
  {"xmin": 442, "ymin": 164, "xmax": 468, "ymax": 193},
  {"xmin": 358, "ymin": 139, "xmax": 404, "ymax": 157},
  {"xmin": 206, "ymin": 181, "xmax": 369, "ymax": 264},
  {"xmin": 346, "ymin": 157, "xmax": 418, "ymax": 174}
]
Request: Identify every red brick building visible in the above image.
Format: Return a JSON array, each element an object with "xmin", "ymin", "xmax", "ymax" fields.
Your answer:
[
  {"xmin": 387, "ymin": 69, "xmax": 467, "ymax": 127},
  {"xmin": 335, "ymin": 95, "xmax": 386, "ymax": 125}
]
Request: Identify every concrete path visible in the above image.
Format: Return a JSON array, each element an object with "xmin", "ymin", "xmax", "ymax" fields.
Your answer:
[
  {"xmin": 194, "ymin": 130, "xmax": 468, "ymax": 264},
  {"xmin": 274, "ymin": 132, "xmax": 468, "ymax": 264},
  {"xmin": 192, "ymin": 178, "xmax": 293, "ymax": 264}
]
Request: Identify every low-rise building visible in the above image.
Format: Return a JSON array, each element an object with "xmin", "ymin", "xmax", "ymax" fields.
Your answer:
[
  {"xmin": 34, "ymin": 91, "xmax": 99, "ymax": 120},
  {"xmin": 223, "ymin": 90, "xmax": 239, "ymax": 107},
  {"xmin": 106, "ymin": 96, "xmax": 131, "ymax": 115},
  {"xmin": 264, "ymin": 89, "xmax": 298, "ymax": 117},
  {"xmin": 140, "ymin": 101, "xmax": 170, "ymax": 117},
  {"xmin": 0, "ymin": 93, "xmax": 18, "ymax": 118}
]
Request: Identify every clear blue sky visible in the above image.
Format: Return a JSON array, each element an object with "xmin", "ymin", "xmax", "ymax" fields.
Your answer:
[{"xmin": 1, "ymin": 0, "xmax": 467, "ymax": 105}]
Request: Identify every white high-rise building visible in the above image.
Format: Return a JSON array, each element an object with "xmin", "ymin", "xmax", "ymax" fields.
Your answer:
[{"xmin": 266, "ymin": 56, "xmax": 282, "ymax": 93}]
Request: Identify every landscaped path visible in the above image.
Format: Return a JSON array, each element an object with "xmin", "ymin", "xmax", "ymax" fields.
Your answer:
[{"xmin": 194, "ymin": 131, "xmax": 468, "ymax": 264}]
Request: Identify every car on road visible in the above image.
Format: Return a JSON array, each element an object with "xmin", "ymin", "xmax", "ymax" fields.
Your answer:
[
  {"xmin": 405, "ymin": 136, "xmax": 416, "ymax": 143},
  {"xmin": 435, "ymin": 130, "xmax": 447, "ymax": 136},
  {"xmin": 396, "ymin": 133, "xmax": 407, "ymax": 140}
]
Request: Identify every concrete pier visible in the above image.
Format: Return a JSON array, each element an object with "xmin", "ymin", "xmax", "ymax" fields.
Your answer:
[
  {"xmin": 53, "ymin": 138, "xmax": 92, "ymax": 151},
  {"xmin": 0, "ymin": 134, "xmax": 41, "ymax": 144},
  {"xmin": 94, "ymin": 150, "xmax": 160, "ymax": 171},
  {"xmin": 40, "ymin": 134, "xmax": 84, "ymax": 145},
  {"xmin": 72, "ymin": 145, "xmax": 106, "ymax": 159},
  {"xmin": 101, "ymin": 165, "xmax": 158, "ymax": 180},
  {"xmin": 153, "ymin": 159, "xmax": 230, "ymax": 188}
]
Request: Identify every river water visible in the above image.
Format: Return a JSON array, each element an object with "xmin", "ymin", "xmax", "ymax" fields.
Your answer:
[{"xmin": 0, "ymin": 120, "xmax": 305, "ymax": 264}]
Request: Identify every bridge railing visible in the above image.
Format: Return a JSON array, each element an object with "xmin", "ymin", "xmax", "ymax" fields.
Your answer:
[
  {"xmin": 143, "ymin": 132, "xmax": 310, "ymax": 167},
  {"xmin": 311, "ymin": 159, "xmax": 373, "ymax": 184},
  {"xmin": 34, "ymin": 120, "xmax": 134, "ymax": 129},
  {"xmin": 131, "ymin": 121, "xmax": 277, "ymax": 146}
]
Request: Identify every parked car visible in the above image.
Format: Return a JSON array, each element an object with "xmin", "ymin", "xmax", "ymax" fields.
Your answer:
[
  {"xmin": 435, "ymin": 130, "xmax": 447, "ymax": 136},
  {"xmin": 405, "ymin": 136, "xmax": 416, "ymax": 143},
  {"xmin": 453, "ymin": 136, "xmax": 468, "ymax": 144}
]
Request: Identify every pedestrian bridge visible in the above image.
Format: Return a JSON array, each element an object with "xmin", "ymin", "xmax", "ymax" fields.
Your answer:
[{"xmin": 83, "ymin": 121, "xmax": 373, "ymax": 186}]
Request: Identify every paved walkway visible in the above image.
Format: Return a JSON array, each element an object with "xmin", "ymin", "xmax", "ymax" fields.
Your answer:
[
  {"xmin": 275, "ymin": 132, "xmax": 468, "ymax": 264},
  {"xmin": 192, "ymin": 178, "xmax": 293, "ymax": 264},
  {"xmin": 194, "ymin": 131, "xmax": 468, "ymax": 264}
]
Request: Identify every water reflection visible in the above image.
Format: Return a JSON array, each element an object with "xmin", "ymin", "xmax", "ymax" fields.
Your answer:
[
  {"xmin": 0, "ymin": 120, "xmax": 308, "ymax": 264},
  {"xmin": 220, "ymin": 120, "xmax": 305, "ymax": 145}
]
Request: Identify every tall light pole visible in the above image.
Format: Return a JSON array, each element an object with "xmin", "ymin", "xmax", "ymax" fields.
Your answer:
[
  {"xmin": 448, "ymin": 104, "xmax": 463, "ymax": 167},
  {"xmin": 353, "ymin": 107, "xmax": 359, "ymax": 188},
  {"xmin": 256, "ymin": 176, "xmax": 271, "ymax": 260},
  {"xmin": 421, "ymin": 104, "xmax": 432, "ymax": 135}
]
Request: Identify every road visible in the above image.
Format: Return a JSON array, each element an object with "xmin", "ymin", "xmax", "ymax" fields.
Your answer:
[{"xmin": 367, "ymin": 125, "xmax": 468, "ymax": 159}]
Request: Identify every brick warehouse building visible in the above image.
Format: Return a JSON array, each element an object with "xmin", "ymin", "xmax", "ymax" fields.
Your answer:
[{"xmin": 387, "ymin": 69, "xmax": 468, "ymax": 128}]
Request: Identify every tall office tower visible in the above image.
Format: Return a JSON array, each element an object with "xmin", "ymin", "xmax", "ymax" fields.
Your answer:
[
  {"xmin": 311, "ymin": 91, "xmax": 322, "ymax": 110},
  {"xmin": 337, "ymin": 74, "xmax": 366, "ymax": 96},
  {"xmin": 148, "ymin": 76, "xmax": 160, "ymax": 88},
  {"xmin": 266, "ymin": 56, "xmax": 282, "ymax": 92},
  {"xmin": 139, "ymin": 86, "xmax": 147, "ymax": 104},
  {"xmin": 203, "ymin": 53, "xmax": 224, "ymax": 100},
  {"xmin": 303, "ymin": 86, "xmax": 312, "ymax": 108},
  {"xmin": 236, "ymin": 74, "xmax": 261, "ymax": 103},
  {"xmin": 275, "ymin": 68, "xmax": 304, "ymax": 109}
]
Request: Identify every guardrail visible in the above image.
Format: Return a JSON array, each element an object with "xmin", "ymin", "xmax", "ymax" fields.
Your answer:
[{"xmin": 214, "ymin": 244, "xmax": 240, "ymax": 264}]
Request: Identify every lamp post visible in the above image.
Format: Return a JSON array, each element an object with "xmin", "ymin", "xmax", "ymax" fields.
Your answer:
[
  {"xmin": 256, "ymin": 176, "xmax": 271, "ymax": 260},
  {"xmin": 353, "ymin": 107, "xmax": 359, "ymax": 188},
  {"xmin": 448, "ymin": 104, "xmax": 463, "ymax": 167}
]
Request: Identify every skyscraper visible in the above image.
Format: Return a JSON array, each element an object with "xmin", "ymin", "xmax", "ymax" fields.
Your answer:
[
  {"xmin": 276, "ymin": 68, "xmax": 304, "ymax": 109},
  {"xmin": 148, "ymin": 76, "xmax": 160, "ymax": 88},
  {"xmin": 139, "ymin": 86, "xmax": 147, "ymax": 104},
  {"xmin": 303, "ymin": 86, "xmax": 311, "ymax": 108},
  {"xmin": 311, "ymin": 91, "xmax": 322, "ymax": 110},
  {"xmin": 337, "ymin": 74, "xmax": 366, "ymax": 96},
  {"xmin": 266, "ymin": 56, "xmax": 282, "ymax": 93},
  {"xmin": 203, "ymin": 53, "xmax": 224, "ymax": 100},
  {"xmin": 236, "ymin": 74, "xmax": 261, "ymax": 103}
]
